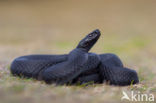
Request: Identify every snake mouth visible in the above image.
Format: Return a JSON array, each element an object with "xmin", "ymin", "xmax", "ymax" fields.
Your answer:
[
  {"xmin": 82, "ymin": 29, "xmax": 101, "ymax": 48},
  {"xmin": 85, "ymin": 29, "xmax": 101, "ymax": 42},
  {"xmin": 77, "ymin": 29, "xmax": 101, "ymax": 51}
]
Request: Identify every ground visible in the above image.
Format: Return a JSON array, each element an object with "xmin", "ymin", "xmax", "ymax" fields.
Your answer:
[{"xmin": 0, "ymin": 0, "xmax": 156, "ymax": 103}]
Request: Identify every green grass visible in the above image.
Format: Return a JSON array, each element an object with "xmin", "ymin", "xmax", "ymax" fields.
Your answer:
[
  {"xmin": 0, "ymin": 34, "xmax": 155, "ymax": 103},
  {"xmin": 0, "ymin": 1, "xmax": 156, "ymax": 103}
]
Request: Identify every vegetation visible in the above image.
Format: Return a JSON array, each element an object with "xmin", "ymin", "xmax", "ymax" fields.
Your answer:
[{"xmin": 0, "ymin": 1, "xmax": 156, "ymax": 103}]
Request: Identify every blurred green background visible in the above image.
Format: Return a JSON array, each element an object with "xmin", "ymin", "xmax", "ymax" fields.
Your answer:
[{"xmin": 0, "ymin": 0, "xmax": 156, "ymax": 103}]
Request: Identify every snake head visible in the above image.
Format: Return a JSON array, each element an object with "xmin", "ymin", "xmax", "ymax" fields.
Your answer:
[{"xmin": 77, "ymin": 29, "xmax": 101, "ymax": 52}]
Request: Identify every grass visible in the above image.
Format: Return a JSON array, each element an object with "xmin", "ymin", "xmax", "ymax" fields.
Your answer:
[
  {"xmin": 0, "ymin": 34, "xmax": 155, "ymax": 103},
  {"xmin": 0, "ymin": 0, "xmax": 156, "ymax": 103}
]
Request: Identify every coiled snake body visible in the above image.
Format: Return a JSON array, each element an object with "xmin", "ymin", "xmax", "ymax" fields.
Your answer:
[{"xmin": 10, "ymin": 29, "xmax": 139, "ymax": 86}]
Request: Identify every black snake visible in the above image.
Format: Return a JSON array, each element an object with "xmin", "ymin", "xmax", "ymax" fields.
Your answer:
[{"xmin": 10, "ymin": 29, "xmax": 139, "ymax": 86}]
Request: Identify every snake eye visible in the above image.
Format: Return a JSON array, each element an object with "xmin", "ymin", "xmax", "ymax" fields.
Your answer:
[{"xmin": 89, "ymin": 34, "xmax": 93, "ymax": 37}]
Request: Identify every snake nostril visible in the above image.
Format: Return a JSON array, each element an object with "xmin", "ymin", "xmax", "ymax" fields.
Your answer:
[{"xmin": 94, "ymin": 29, "xmax": 100, "ymax": 34}]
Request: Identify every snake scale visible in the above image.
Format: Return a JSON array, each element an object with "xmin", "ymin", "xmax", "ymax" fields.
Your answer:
[{"xmin": 10, "ymin": 29, "xmax": 139, "ymax": 86}]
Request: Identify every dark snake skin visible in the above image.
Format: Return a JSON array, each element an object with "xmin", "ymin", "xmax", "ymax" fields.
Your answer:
[{"xmin": 10, "ymin": 29, "xmax": 139, "ymax": 86}]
